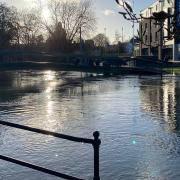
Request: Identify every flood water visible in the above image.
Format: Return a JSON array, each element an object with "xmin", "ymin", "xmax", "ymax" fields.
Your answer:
[{"xmin": 0, "ymin": 70, "xmax": 180, "ymax": 180}]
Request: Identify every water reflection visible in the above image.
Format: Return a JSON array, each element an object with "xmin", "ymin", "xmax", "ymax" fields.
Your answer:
[
  {"xmin": 43, "ymin": 71, "xmax": 64, "ymax": 131},
  {"xmin": 163, "ymin": 81, "xmax": 176, "ymax": 127},
  {"xmin": 1, "ymin": 72, "xmax": 180, "ymax": 179},
  {"xmin": 140, "ymin": 78, "xmax": 179, "ymax": 131}
]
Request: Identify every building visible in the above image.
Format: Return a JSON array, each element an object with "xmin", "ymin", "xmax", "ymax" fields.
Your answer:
[{"xmin": 139, "ymin": 0, "xmax": 180, "ymax": 61}]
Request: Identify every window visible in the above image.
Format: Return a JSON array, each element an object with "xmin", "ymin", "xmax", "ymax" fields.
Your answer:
[
  {"xmin": 149, "ymin": 8, "xmax": 152, "ymax": 16},
  {"xmin": 167, "ymin": 8, "xmax": 172, "ymax": 38},
  {"xmin": 155, "ymin": 20, "xmax": 158, "ymax": 28},
  {"xmin": 156, "ymin": 5, "xmax": 158, "ymax": 11},
  {"xmin": 145, "ymin": 23, "xmax": 148, "ymax": 29},
  {"xmin": 155, "ymin": 32, "xmax": 158, "ymax": 41},
  {"xmin": 145, "ymin": 35, "xmax": 148, "ymax": 43}
]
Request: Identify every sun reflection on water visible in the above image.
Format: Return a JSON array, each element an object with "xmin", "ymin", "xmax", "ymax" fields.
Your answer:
[
  {"xmin": 44, "ymin": 70, "xmax": 56, "ymax": 81},
  {"xmin": 43, "ymin": 71, "xmax": 64, "ymax": 131}
]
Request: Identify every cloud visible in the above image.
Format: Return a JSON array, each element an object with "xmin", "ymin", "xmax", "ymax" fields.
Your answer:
[
  {"xmin": 2, "ymin": 0, "xmax": 36, "ymax": 8},
  {"xmin": 103, "ymin": 9, "xmax": 115, "ymax": 16}
]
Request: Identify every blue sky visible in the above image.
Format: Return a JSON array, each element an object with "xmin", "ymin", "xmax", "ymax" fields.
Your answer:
[
  {"xmin": 3, "ymin": 0, "xmax": 156, "ymax": 42},
  {"xmin": 95, "ymin": 0, "xmax": 155, "ymax": 42}
]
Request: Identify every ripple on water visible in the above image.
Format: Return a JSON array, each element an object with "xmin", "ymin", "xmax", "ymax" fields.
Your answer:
[{"xmin": 0, "ymin": 72, "xmax": 180, "ymax": 179}]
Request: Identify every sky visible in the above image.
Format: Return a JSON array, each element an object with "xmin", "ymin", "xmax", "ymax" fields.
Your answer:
[
  {"xmin": 94, "ymin": 0, "xmax": 155, "ymax": 42},
  {"xmin": 1, "ymin": 0, "xmax": 156, "ymax": 42}
]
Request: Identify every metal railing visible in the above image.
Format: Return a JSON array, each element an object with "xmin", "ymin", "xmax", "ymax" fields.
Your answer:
[{"xmin": 0, "ymin": 120, "xmax": 101, "ymax": 180}]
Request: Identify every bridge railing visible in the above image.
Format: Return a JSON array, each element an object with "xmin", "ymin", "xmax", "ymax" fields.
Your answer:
[{"xmin": 0, "ymin": 120, "xmax": 101, "ymax": 180}]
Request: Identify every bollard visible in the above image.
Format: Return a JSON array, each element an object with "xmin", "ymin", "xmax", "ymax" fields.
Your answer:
[{"xmin": 93, "ymin": 131, "xmax": 101, "ymax": 180}]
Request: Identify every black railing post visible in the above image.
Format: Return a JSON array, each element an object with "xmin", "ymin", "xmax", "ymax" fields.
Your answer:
[
  {"xmin": 93, "ymin": 131, "xmax": 101, "ymax": 180},
  {"xmin": 0, "ymin": 120, "xmax": 101, "ymax": 179}
]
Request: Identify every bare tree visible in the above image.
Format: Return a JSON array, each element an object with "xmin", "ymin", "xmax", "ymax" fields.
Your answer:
[
  {"xmin": 0, "ymin": 3, "xmax": 18, "ymax": 47},
  {"xmin": 45, "ymin": 0, "xmax": 96, "ymax": 44},
  {"xmin": 93, "ymin": 33, "xmax": 109, "ymax": 48},
  {"xmin": 0, "ymin": 3, "xmax": 44, "ymax": 48},
  {"xmin": 18, "ymin": 9, "xmax": 42, "ymax": 47},
  {"xmin": 93, "ymin": 33, "xmax": 109, "ymax": 55}
]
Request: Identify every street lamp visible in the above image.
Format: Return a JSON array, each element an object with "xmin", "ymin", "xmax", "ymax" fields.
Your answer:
[{"xmin": 116, "ymin": 0, "xmax": 137, "ymax": 56}]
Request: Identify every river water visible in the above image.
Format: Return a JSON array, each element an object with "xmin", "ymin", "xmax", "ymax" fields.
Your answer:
[{"xmin": 0, "ymin": 70, "xmax": 180, "ymax": 180}]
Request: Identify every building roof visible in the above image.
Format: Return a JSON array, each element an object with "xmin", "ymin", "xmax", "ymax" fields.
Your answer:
[{"xmin": 140, "ymin": 0, "xmax": 159, "ymax": 14}]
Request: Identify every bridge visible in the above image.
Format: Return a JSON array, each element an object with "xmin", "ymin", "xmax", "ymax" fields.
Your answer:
[{"xmin": 0, "ymin": 50, "xmax": 164, "ymax": 75}]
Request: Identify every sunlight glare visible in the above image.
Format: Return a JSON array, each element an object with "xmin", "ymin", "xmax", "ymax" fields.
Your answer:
[
  {"xmin": 44, "ymin": 70, "xmax": 55, "ymax": 81},
  {"xmin": 42, "ymin": 8, "xmax": 50, "ymax": 21},
  {"xmin": 132, "ymin": 140, "xmax": 136, "ymax": 145}
]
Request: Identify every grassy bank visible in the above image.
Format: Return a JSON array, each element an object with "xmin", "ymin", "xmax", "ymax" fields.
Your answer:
[{"xmin": 164, "ymin": 67, "xmax": 180, "ymax": 74}]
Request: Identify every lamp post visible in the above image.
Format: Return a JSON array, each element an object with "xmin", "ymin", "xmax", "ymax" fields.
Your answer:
[
  {"xmin": 132, "ymin": 0, "xmax": 135, "ymax": 56},
  {"xmin": 158, "ymin": 0, "xmax": 164, "ymax": 60},
  {"xmin": 174, "ymin": 0, "xmax": 180, "ymax": 61},
  {"xmin": 148, "ymin": 7, "xmax": 152, "ymax": 56},
  {"xmin": 79, "ymin": 13, "xmax": 83, "ymax": 54},
  {"xmin": 80, "ymin": 26, "xmax": 83, "ymax": 54},
  {"xmin": 116, "ymin": 0, "xmax": 138, "ymax": 56}
]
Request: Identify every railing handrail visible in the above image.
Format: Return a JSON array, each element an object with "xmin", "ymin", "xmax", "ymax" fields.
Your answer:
[
  {"xmin": 0, "ymin": 155, "xmax": 83, "ymax": 180},
  {"xmin": 0, "ymin": 120, "xmax": 101, "ymax": 180},
  {"xmin": 0, "ymin": 120, "xmax": 94, "ymax": 144}
]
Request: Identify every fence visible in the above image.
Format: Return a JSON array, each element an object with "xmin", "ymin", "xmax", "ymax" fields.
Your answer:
[{"xmin": 0, "ymin": 120, "xmax": 101, "ymax": 180}]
